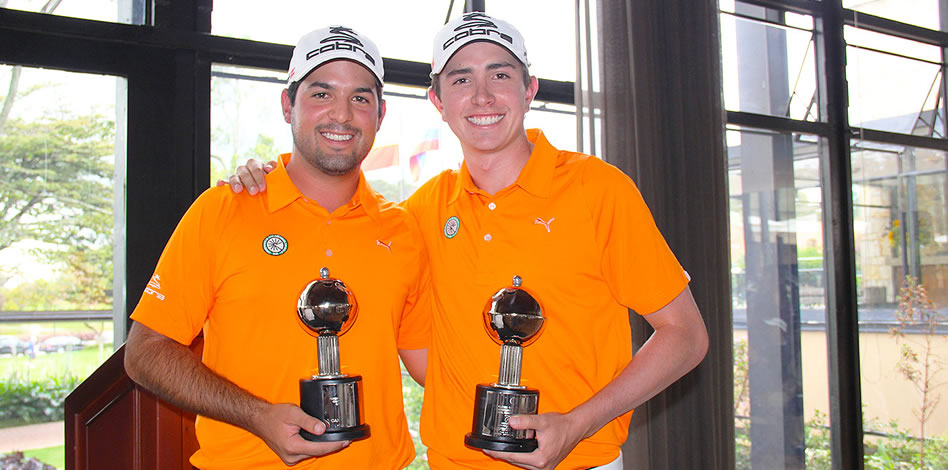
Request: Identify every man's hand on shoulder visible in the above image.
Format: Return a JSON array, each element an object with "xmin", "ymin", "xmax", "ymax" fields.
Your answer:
[
  {"xmin": 215, "ymin": 158, "xmax": 277, "ymax": 195},
  {"xmin": 482, "ymin": 411, "xmax": 591, "ymax": 470},
  {"xmin": 250, "ymin": 402, "xmax": 350, "ymax": 465}
]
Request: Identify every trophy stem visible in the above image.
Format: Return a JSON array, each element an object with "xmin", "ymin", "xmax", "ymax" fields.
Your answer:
[
  {"xmin": 497, "ymin": 342, "xmax": 523, "ymax": 387},
  {"xmin": 316, "ymin": 334, "xmax": 341, "ymax": 377}
]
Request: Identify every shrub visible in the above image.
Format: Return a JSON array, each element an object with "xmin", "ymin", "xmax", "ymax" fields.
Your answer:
[
  {"xmin": 0, "ymin": 451, "xmax": 55, "ymax": 470},
  {"xmin": 0, "ymin": 374, "xmax": 79, "ymax": 426}
]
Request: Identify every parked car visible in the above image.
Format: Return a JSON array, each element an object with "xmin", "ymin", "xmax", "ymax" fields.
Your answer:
[
  {"xmin": 39, "ymin": 335, "xmax": 82, "ymax": 353},
  {"xmin": 0, "ymin": 335, "xmax": 28, "ymax": 355}
]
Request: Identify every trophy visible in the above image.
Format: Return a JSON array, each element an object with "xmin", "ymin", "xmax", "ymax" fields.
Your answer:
[
  {"xmin": 465, "ymin": 275, "xmax": 545, "ymax": 453},
  {"xmin": 296, "ymin": 267, "xmax": 370, "ymax": 442}
]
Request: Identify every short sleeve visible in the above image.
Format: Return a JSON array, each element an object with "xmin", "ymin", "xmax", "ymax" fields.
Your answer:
[
  {"xmin": 394, "ymin": 217, "xmax": 432, "ymax": 350},
  {"xmin": 129, "ymin": 190, "xmax": 222, "ymax": 345},
  {"xmin": 583, "ymin": 159, "xmax": 689, "ymax": 315}
]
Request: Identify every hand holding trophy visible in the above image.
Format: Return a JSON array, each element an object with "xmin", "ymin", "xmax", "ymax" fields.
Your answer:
[
  {"xmin": 465, "ymin": 275, "xmax": 545, "ymax": 452},
  {"xmin": 297, "ymin": 267, "xmax": 370, "ymax": 442}
]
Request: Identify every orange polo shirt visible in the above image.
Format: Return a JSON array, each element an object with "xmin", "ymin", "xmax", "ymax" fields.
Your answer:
[
  {"xmin": 130, "ymin": 153, "xmax": 430, "ymax": 470},
  {"xmin": 405, "ymin": 129, "xmax": 689, "ymax": 469}
]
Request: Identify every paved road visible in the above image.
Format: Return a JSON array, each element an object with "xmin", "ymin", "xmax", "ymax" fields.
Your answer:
[{"xmin": 0, "ymin": 421, "xmax": 63, "ymax": 454}]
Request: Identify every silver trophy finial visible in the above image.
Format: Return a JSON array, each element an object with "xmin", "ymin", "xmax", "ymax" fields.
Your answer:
[
  {"xmin": 298, "ymin": 270, "xmax": 359, "ymax": 379},
  {"xmin": 482, "ymin": 279, "xmax": 545, "ymax": 388}
]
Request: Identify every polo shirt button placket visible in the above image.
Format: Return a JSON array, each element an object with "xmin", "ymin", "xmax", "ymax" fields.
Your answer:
[{"xmin": 484, "ymin": 199, "xmax": 496, "ymax": 243}]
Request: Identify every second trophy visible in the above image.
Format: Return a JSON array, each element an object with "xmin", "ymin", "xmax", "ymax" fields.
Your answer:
[
  {"xmin": 296, "ymin": 267, "xmax": 370, "ymax": 442},
  {"xmin": 465, "ymin": 275, "xmax": 546, "ymax": 452}
]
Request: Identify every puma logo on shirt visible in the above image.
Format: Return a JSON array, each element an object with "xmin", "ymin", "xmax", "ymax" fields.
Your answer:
[{"xmin": 534, "ymin": 217, "xmax": 555, "ymax": 232}]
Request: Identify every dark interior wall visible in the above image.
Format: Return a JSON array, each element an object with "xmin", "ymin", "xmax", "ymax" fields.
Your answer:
[{"xmin": 597, "ymin": 0, "xmax": 734, "ymax": 468}]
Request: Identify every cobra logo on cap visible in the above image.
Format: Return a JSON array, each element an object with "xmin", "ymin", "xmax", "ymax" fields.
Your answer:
[
  {"xmin": 307, "ymin": 26, "xmax": 376, "ymax": 66},
  {"xmin": 442, "ymin": 12, "xmax": 513, "ymax": 50}
]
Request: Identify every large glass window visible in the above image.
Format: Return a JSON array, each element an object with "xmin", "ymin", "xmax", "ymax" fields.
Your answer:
[
  {"xmin": 2, "ymin": 0, "xmax": 143, "ymax": 24},
  {"xmin": 211, "ymin": 0, "xmax": 461, "ymax": 64},
  {"xmin": 727, "ymin": 126, "xmax": 830, "ymax": 468},
  {"xmin": 0, "ymin": 65, "xmax": 124, "ymax": 468},
  {"xmin": 845, "ymin": 27, "xmax": 945, "ymax": 136},
  {"xmin": 720, "ymin": 1, "xmax": 818, "ymax": 121},
  {"xmin": 851, "ymin": 140, "xmax": 948, "ymax": 466},
  {"xmin": 488, "ymin": 0, "xmax": 578, "ymax": 82},
  {"xmin": 724, "ymin": 0, "xmax": 948, "ymax": 465},
  {"xmin": 843, "ymin": 0, "xmax": 943, "ymax": 32}
]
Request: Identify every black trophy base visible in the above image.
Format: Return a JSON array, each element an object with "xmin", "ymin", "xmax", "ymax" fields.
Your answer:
[
  {"xmin": 465, "ymin": 432, "xmax": 538, "ymax": 453},
  {"xmin": 465, "ymin": 383, "xmax": 539, "ymax": 453},
  {"xmin": 300, "ymin": 424, "xmax": 370, "ymax": 442},
  {"xmin": 299, "ymin": 375, "xmax": 370, "ymax": 442}
]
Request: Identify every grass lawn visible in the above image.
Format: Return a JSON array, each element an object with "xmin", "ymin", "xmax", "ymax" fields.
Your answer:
[
  {"xmin": 0, "ymin": 344, "xmax": 115, "ymax": 382},
  {"xmin": 24, "ymin": 445, "xmax": 64, "ymax": 469}
]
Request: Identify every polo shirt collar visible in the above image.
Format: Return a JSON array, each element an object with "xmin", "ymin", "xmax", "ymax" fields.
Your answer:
[
  {"xmin": 266, "ymin": 153, "xmax": 299, "ymax": 213},
  {"xmin": 266, "ymin": 153, "xmax": 382, "ymax": 222},
  {"xmin": 448, "ymin": 128, "xmax": 556, "ymax": 204}
]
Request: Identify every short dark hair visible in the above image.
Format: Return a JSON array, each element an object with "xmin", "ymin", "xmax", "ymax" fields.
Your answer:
[
  {"xmin": 286, "ymin": 67, "xmax": 384, "ymax": 117},
  {"xmin": 430, "ymin": 63, "xmax": 530, "ymax": 100}
]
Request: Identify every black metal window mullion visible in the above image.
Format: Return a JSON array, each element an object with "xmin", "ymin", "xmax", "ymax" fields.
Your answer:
[{"xmin": 813, "ymin": 1, "xmax": 864, "ymax": 469}]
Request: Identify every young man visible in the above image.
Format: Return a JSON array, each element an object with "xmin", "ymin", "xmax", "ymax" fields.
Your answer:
[
  {"xmin": 124, "ymin": 26, "xmax": 429, "ymax": 470},
  {"xmin": 225, "ymin": 13, "xmax": 708, "ymax": 470}
]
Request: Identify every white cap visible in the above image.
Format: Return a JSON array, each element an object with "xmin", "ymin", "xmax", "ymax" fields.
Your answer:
[
  {"xmin": 287, "ymin": 26, "xmax": 384, "ymax": 85},
  {"xmin": 431, "ymin": 12, "xmax": 530, "ymax": 76}
]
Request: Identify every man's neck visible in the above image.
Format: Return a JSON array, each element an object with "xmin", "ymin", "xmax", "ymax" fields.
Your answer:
[
  {"xmin": 464, "ymin": 136, "xmax": 535, "ymax": 196},
  {"xmin": 285, "ymin": 155, "xmax": 359, "ymax": 213}
]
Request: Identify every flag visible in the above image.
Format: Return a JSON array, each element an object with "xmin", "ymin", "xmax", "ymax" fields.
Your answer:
[
  {"xmin": 409, "ymin": 129, "xmax": 440, "ymax": 181},
  {"xmin": 361, "ymin": 144, "xmax": 398, "ymax": 171}
]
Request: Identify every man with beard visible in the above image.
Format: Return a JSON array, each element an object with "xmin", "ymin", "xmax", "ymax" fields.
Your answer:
[{"xmin": 124, "ymin": 26, "xmax": 429, "ymax": 470}]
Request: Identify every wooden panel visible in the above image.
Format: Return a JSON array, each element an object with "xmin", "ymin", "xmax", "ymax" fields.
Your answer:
[{"xmin": 65, "ymin": 342, "xmax": 201, "ymax": 470}]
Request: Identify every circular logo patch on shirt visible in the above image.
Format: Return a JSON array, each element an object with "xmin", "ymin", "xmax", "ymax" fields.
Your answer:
[
  {"xmin": 443, "ymin": 216, "xmax": 460, "ymax": 239},
  {"xmin": 262, "ymin": 234, "xmax": 288, "ymax": 256}
]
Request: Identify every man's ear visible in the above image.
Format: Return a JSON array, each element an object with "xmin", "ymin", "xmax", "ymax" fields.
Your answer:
[
  {"xmin": 524, "ymin": 76, "xmax": 539, "ymax": 109},
  {"xmin": 281, "ymin": 88, "xmax": 293, "ymax": 124},
  {"xmin": 428, "ymin": 87, "xmax": 446, "ymax": 121}
]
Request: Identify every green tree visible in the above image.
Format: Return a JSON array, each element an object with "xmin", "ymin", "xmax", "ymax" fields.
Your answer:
[
  {"xmin": 211, "ymin": 134, "xmax": 279, "ymax": 184},
  {"xmin": 1, "ymin": 276, "xmax": 76, "ymax": 311},
  {"xmin": 1, "ymin": 66, "xmax": 115, "ymax": 309}
]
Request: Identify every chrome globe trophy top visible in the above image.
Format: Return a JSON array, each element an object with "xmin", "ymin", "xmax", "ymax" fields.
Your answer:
[
  {"xmin": 465, "ymin": 275, "xmax": 545, "ymax": 452},
  {"xmin": 297, "ymin": 267, "xmax": 370, "ymax": 441}
]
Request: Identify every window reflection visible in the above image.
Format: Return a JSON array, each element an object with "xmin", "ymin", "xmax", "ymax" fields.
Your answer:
[
  {"xmin": 721, "ymin": 5, "xmax": 818, "ymax": 120},
  {"xmin": 845, "ymin": 28, "xmax": 944, "ymax": 136},
  {"xmin": 852, "ymin": 141, "xmax": 948, "ymax": 463},
  {"xmin": 728, "ymin": 127, "xmax": 829, "ymax": 469}
]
